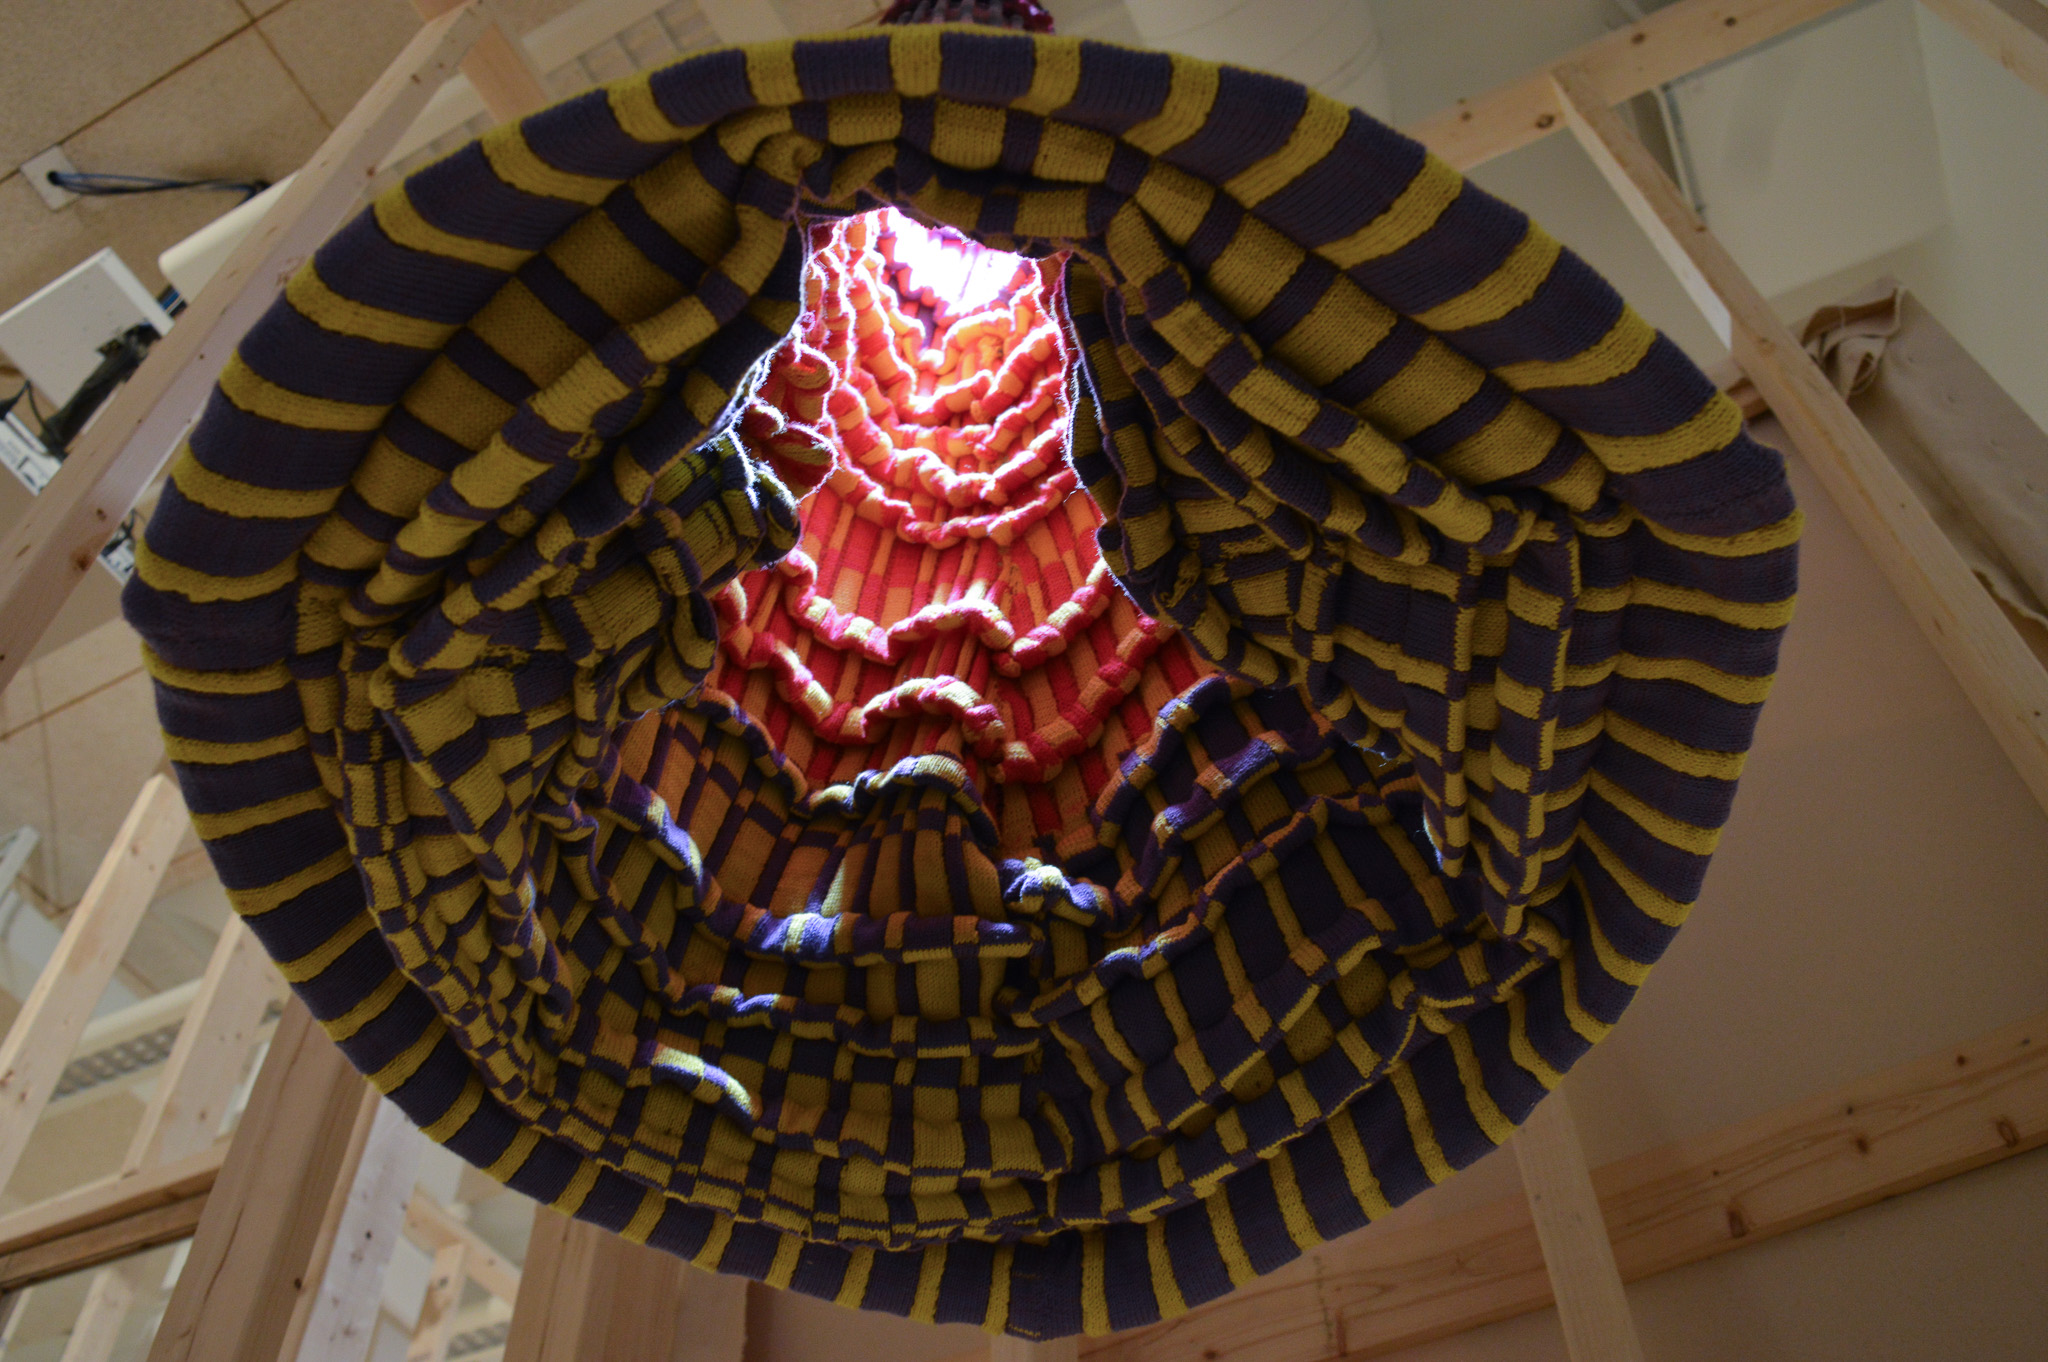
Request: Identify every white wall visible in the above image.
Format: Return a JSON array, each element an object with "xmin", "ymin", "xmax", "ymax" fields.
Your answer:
[
  {"xmin": 1765, "ymin": 7, "xmax": 2048, "ymax": 433},
  {"xmin": 742, "ymin": 5, "xmax": 2048, "ymax": 1358},
  {"xmin": 1897, "ymin": 4, "xmax": 2048, "ymax": 430},
  {"xmin": 1122, "ymin": 0, "xmax": 1391, "ymax": 120},
  {"xmin": 1669, "ymin": 0, "xmax": 1950, "ymax": 300},
  {"xmin": 1371, "ymin": 0, "xmax": 1736, "ymax": 364}
]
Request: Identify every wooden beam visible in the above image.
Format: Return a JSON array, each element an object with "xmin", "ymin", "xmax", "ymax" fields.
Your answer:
[
  {"xmin": 415, "ymin": 0, "xmax": 552, "ymax": 120},
  {"xmin": 125, "ymin": 920, "xmax": 280, "ymax": 1172},
  {"xmin": 37, "ymin": 923, "xmax": 279, "ymax": 1362},
  {"xmin": 404, "ymin": 1192, "xmax": 521, "ymax": 1304},
  {"xmin": 284, "ymin": 1096, "xmax": 425, "ymax": 1362},
  {"xmin": 1917, "ymin": 0, "xmax": 2048, "ymax": 101},
  {"xmin": 504, "ymin": 1213, "xmax": 713, "ymax": 1362},
  {"xmin": 1550, "ymin": 59, "xmax": 2048, "ymax": 819},
  {"xmin": 0, "ymin": 2, "xmax": 489, "ymax": 695},
  {"xmin": 379, "ymin": 0, "xmax": 681, "ymax": 172},
  {"xmin": 1076, "ymin": 1008, "xmax": 2048, "ymax": 1362},
  {"xmin": 0, "ymin": 775, "xmax": 189, "ymax": 1196},
  {"xmin": 1404, "ymin": 0, "xmax": 1864, "ymax": 171},
  {"xmin": 145, "ymin": 1000, "xmax": 372, "ymax": 1362},
  {"xmin": 0, "ymin": 1144, "xmax": 223, "ymax": 1264},
  {"xmin": 57, "ymin": 1262, "xmax": 139, "ymax": 1362},
  {"xmin": 0, "ymin": 1191, "xmax": 207, "ymax": 1296},
  {"xmin": 1513, "ymin": 1092, "xmax": 1644, "ymax": 1362},
  {"xmin": 501, "ymin": 1213, "xmax": 595, "ymax": 1362},
  {"xmin": 677, "ymin": 1271, "xmax": 750, "ymax": 1362},
  {"xmin": 406, "ymin": 1241, "xmax": 469, "ymax": 1362},
  {"xmin": 993, "ymin": 1340, "xmax": 1081, "ymax": 1362}
]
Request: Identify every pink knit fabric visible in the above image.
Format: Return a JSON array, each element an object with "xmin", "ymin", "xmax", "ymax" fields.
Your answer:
[{"xmin": 697, "ymin": 210, "xmax": 1210, "ymax": 851}]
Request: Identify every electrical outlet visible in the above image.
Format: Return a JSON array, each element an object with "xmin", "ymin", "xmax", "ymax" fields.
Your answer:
[{"xmin": 20, "ymin": 147, "xmax": 79, "ymax": 210}]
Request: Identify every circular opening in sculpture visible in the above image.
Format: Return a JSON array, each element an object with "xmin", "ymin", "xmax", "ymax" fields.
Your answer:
[{"xmin": 648, "ymin": 208, "xmax": 1211, "ymax": 862}]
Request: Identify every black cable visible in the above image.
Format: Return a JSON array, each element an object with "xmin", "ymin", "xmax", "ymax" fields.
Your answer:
[
  {"xmin": 36, "ymin": 324, "xmax": 160, "ymax": 457},
  {"xmin": 47, "ymin": 170, "xmax": 270, "ymax": 204}
]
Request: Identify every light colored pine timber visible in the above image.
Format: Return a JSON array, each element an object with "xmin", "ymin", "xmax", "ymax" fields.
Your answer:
[
  {"xmin": 42, "ymin": 924, "xmax": 274, "ymax": 1362},
  {"xmin": 1514, "ymin": 1090, "xmax": 1646, "ymax": 1362},
  {"xmin": 700, "ymin": 0, "xmax": 791, "ymax": 42},
  {"xmin": 145, "ymin": 1000, "xmax": 372, "ymax": 1362},
  {"xmin": 54, "ymin": 1261, "xmax": 138, "ymax": 1362},
  {"xmin": 671, "ymin": 1268, "xmax": 748, "ymax": 1362},
  {"xmin": 0, "ymin": 1189, "xmax": 208, "ymax": 1295},
  {"xmin": 414, "ymin": 0, "xmax": 552, "ymax": 118},
  {"xmin": 0, "ymin": 775, "xmax": 189, "ymax": 1197},
  {"xmin": 1917, "ymin": 0, "xmax": 2048, "ymax": 100},
  {"xmin": 993, "ymin": 1338, "xmax": 1081, "ymax": 1362},
  {"xmin": 1549, "ymin": 58, "xmax": 2048, "ymax": 820},
  {"xmin": 406, "ymin": 1241, "xmax": 469, "ymax": 1362},
  {"xmin": 285, "ymin": 1096, "xmax": 425, "ymax": 1362},
  {"xmin": 404, "ymin": 1191, "xmax": 521, "ymax": 1303},
  {"xmin": 1056, "ymin": 1007, "xmax": 2048, "ymax": 1362},
  {"xmin": 0, "ymin": 2, "xmax": 489, "ymax": 695},
  {"xmin": 0, "ymin": 1143, "xmax": 222, "ymax": 1267},
  {"xmin": 500, "ymin": 1212, "xmax": 596, "ymax": 1362},
  {"xmin": 504, "ymin": 1212, "xmax": 724, "ymax": 1362},
  {"xmin": 1404, "ymin": 0, "xmax": 1864, "ymax": 170},
  {"xmin": 124, "ymin": 920, "xmax": 279, "ymax": 1172}
]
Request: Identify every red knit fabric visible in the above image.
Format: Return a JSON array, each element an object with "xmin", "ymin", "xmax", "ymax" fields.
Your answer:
[{"xmin": 700, "ymin": 210, "xmax": 1211, "ymax": 854}]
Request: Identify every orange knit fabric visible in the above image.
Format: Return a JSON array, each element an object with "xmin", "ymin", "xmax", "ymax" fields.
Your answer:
[{"xmin": 698, "ymin": 210, "xmax": 1210, "ymax": 853}]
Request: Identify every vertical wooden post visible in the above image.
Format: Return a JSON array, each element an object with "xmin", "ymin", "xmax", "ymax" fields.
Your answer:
[
  {"xmin": 991, "ymin": 1338, "xmax": 1081, "ymax": 1362},
  {"xmin": 282, "ymin": 1097, "xmax": 425, "ymax": 1362},
  {"xmin": 0, "ymin": 775, "xmax": 189, "ymax": 1196},
  {"xmin": 1514, "ymin": 1091, "xmax": 1646, "ymax": 1362},
  {"xmin": 55, "ymin": 1262, "xmax": 138, "ymax": 1362},
  {"xmin": 405, "ymin": 1241, "xmax": 469, "ymax": 1362},
  {"xmin": 503, "ymin": 1212, "xmax": 733, "ymax": 1362},
  {"xmin": 145, "ymin": 1001, "xmax": 371, "ymax": 1362},
  {"xmin": 1551, "ymin": 59, "xmax": 2048, "ymax": 821},
  {"xmin": 403, "ymin": 1192, "xmax": 521, "ymax": 1304}
]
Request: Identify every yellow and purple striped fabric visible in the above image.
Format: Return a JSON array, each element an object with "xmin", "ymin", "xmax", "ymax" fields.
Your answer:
[{"xmin": 123, "ymin": 28, "xmax": 1798, "ymax": 1338}]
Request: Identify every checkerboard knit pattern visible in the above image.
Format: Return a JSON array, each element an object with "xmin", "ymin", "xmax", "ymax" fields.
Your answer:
[{"xmin": 122, "ymin": 27, "xmax": 1800, "ymax": 1339}]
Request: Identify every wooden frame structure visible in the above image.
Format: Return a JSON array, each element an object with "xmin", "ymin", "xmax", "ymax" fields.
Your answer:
[{"xmin": 0, "ymin": 0, "xmax": 2042, "ymax": 1358}]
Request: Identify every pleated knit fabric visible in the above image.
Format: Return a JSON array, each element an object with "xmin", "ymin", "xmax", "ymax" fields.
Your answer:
[
  {"xmin": 700, "ymin": 207, "xmax": 1210, "ymax": 810},
  {"xmin": 122, "ymin": 28, "xmax": 1799, "ymax": 1340}
]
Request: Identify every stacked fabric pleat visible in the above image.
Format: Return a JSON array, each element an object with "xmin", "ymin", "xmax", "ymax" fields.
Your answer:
[{"xmin": 122, "ymin": 28, "xmax": 1798, "ymax": 1339}]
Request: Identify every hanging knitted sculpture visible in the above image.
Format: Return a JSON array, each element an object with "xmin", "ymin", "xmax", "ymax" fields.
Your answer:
[{"xmin": 123, "ymin": 24, "xmax": 1799, "ymax": 1341}]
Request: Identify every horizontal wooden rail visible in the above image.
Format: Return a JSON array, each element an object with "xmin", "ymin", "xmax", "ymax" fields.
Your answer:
[
  {"xmin": 1053, "ymin": 1007, "xmax": 2048, "ymax": 1362},
  {"xmin": 0, "ymin": 1197, "xmax": 205, "ymax": 1297},
  {"xmin": 0, "ymin": 1143, "xmax": 223, "ymax": 1292}
]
